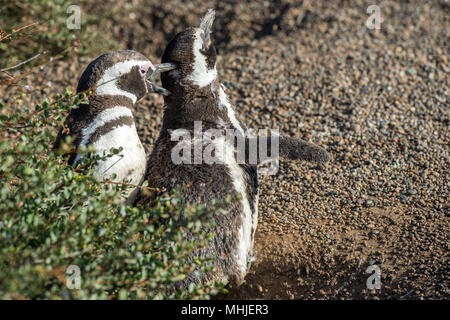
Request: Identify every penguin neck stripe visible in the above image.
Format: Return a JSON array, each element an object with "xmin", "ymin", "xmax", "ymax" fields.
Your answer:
[
  {"xmin": 86, "ymin": 115, "xmax": 134, "ymax": 147},
  {"xmin": 87, "ymin": 94, "xmax": 134, "ymax": 111},
  {"xmin": 217, "ymin": 85, "xmax": 245, "ymax": 136},
  {"xmin": 186, "ymin": 33, "xmax": 217, "ymax": 88},
  {"xmin": 78, "ymin": 106, "xmax": 134, "ymax": 151}
]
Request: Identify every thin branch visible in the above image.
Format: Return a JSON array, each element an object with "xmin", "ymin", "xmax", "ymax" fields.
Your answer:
[
  {"xmin": 1, "ymin": 70, "xmax": 14, "ymax": 79},
  {"xmin": 101, "ymin": 179, "xmax": 159, "ymax": 192},
  {"xmin": 0, "ymin": 45, "xmax": 73, "ymax": 87},
  {"xmin": 0, "ymin": 50, "xmax": 48, "ymax": 72},
  {"xmin": 34, "ymin": 246, "xmax": 93, "ymax": 264},
  {"xmin": 400, "ymin": 289, "xmax": 414, "ymax": 299},
  {"xmin": 0, "ymin": 21, "xmax": 39, "ymax": 42}
]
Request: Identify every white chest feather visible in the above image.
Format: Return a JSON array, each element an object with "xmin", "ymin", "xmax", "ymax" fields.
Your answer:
[
  {"xmin": 217, "ymin": 85, "xmax": 245, "ymax": 136},
  {"xmin": 75, "ymin": 106, "xmax": 146, "ymax": 202},
  {"xmin": 212, "ymin": 136, "xmax": 253, "ymax": 275},
  {"xmin": 211, "ymin": 83, "xmax": 259, "ymax": 274},
  {"xmin": 91, "ymin": 124, "xmax": 146, "ymax": 185},
  {"xmin": 78, "ymin": 106, "xmax": 132, "ymax": 148}
]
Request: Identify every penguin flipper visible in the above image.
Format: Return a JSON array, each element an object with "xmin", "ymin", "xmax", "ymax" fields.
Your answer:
[
  {"xmin": 242, "ymin": 135, "xmax": 330, "ymax": 164},
  {"xmin": 278, "ymin": 135, "xmax": 330, "ymax": 163}
]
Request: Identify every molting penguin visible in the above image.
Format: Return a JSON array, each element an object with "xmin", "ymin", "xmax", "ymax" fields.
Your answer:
[
  {"xmin": 137, "ymin": 10, "xmax": 330, "ymax": 287},
  {"xmin": 54, "ymin": 50, "xmax": 174, "ymax": 204}
]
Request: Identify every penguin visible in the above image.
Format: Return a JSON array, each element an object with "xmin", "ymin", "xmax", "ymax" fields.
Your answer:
[
  {"xmin": 136, "ymin": 9, "xmax": 330, "ymax": 287},
  {"xmin": 54, "ymin": 50, "xmax": 174, "ymax": 204}
]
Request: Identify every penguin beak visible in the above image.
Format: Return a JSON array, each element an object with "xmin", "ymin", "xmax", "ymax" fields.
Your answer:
[
  {"xmin": 145, "ymin": 63, "xmax": 177, "ymax": 96},
  {"xmin": 199, "ymin": 9, "xmax": 215, "ymax": 49}
]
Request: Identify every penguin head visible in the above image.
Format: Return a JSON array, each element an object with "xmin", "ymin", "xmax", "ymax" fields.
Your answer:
[
  {"xmin": 77, "ymin": 50, "xmax": 155, "ymax": 104},
  {"xmin": 161, "ymin": 9, "xmax": 217, "ymax": 93}
]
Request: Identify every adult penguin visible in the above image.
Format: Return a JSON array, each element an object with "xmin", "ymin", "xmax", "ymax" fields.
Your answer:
[{"xmin": 137, "ymin": 10, "xmax": 330, "ymax": 287}]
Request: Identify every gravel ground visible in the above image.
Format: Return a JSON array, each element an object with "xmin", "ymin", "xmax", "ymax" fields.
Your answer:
[{"xmin": 2, "ymin": 0, "xmax": 448, "ymax": 299}]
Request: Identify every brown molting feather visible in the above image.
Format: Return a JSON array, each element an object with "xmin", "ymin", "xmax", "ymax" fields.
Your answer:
[
  {"xmin": 161, "ymin": 87, "xmax": 231, "ymax": 132},
  {"xmin": 139, "ymin": 134, "xmax": 250, "ymax": 287},
  {"xmin": 161, "ymin": 28, "xmax": 196, "ymax": 79}
]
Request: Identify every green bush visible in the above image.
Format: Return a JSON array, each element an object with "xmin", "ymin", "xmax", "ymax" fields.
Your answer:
[
  {"xmin": 0, "ymin": 91, "xmax": 225, "ymax": 299},
  {"xmin": 0, "ymin": 2, "xmax": 225, "ymax": 299},
  {"xmin": 0, "ymin": 0, "xmax": 117, "ymax": 69}
]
